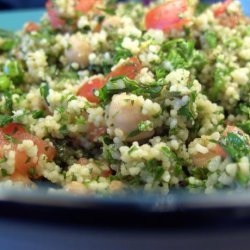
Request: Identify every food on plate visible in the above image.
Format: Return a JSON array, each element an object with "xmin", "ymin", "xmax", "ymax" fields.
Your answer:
[{"xmin": 0, "ymin": 0, "xmax": 249, "ymax": 194}]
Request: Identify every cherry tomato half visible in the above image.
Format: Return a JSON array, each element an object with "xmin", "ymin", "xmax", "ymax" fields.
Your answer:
[
  {"xmin": 145, "ymin": 0, "xmax": 189, "ymax": 32},
  {"xmin": 77, "ymin": 77, "xmax": 106, "ymax": 103}
]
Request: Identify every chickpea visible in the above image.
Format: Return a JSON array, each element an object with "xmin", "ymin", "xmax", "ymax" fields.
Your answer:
[
  {"xmin": 65, "ymin": 33, "xmax": 91, "ymax": 68},
  {"xmin": 109, "ymin": 180, "xmax": 124, "ymax": 192},
  {"xmin": 64, "ymin": 181, "xmax": 90, "ymax": 195},
  {"xmin": 108, "ymin": 93, "xmax": 154, "ymax": 142},
  {"xmin": 102, "ymin": 16, "xmax": 122, "ymax": 29}
]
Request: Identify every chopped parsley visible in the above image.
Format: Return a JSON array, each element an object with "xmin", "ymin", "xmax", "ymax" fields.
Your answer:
[
  {"xmin": 1, "ymin": 168, "xmax": 8, "ymax": 177},
  {"xmin": 0, "ymin": 156, "xmax": 7, "ymax": 164},
  {"xmin": 0, "ymin": 114, "xmax": 13, "ymax": 127},
  {"xmin": 204, "ymin": 31, "xmax": 218, "ymax": 49},
  {"xmin": 144, "ymin": 159, "xmax": 165, "ymax": 182},
  {"xmin": 220, "ymin": 132, "xmax": 250, "ymax": 162},
  {"xmin": 28, "ymin": 167, "xmax": 36, "ymax": 177},
  {"xmin": 238, "ymin": 121, "xmax": 250, "ymax": 135},
  {"xmin": 210, "ymin": 65, "xmax": 231, "ymax": 101},
  {"xmin": 161, "ymin": 146, "xmax": 183, "ymax": 175},
  {"xmin": 98, "ymin": 76, "xmax": 163, "ymax": 104},
  {"xmin": 31, "ymin": 110, "xmax": 45, "ymax": 119},
  {"xmin": 3, "ymin": 60, "xmax": 24, "ymax": 85},
  {"xmin": 178, "ymin": 91, "xmax": 197, "ymax": 121},
  {"xmin": 40, "ymin": 83, "xmax": 50, "ymax": 105}
]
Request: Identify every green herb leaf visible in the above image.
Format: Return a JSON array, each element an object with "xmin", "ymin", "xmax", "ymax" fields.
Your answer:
[
  {"xmin": 1, "ymin": 168, "xmax": 8, "ymax": 177},
  {"xmin": 28, "ymin": 167, "xmax": 36, "ymax": 177},
  {"xmin": 40, "ymin": 83, "xmax": 50, "ymax": 105},
  {"xmin": 4, "ymin": 134, "xmax": 20, "ymax": 144},
  {"xmin": 31, "ymin": 110, "xmax": 45, "ymax": 119},
  {"xmin": 221, "ymin": 132, "xmax": 250, "ymax": 161},
  {"xmin": 98, "ymin": 76, "xmax": 163, "ymax": 104},
  {"xmin": 237, "ymin": 121, "xmax": 250, "ymax": 135},
  {"xmin": 178, "ymin": 91, "xmax": 197, "ymax": 121},
  {"xmin": 113, "ymin": 47, "xmax": 132, "ymax": 64},
  {"xmin": 127, "ymin": 129, "xmax": 141, "ymax": 138},
  {"xmin": 0, "ymin": 114, "xmax": 13, "ymax": 127},
  {"xmin": 3, "ymin": 60, "xmax": 24, "ymax": 84},
  {"xmin": 195, "ymin": 2, "xmax": 209, "ymax": 15},
  {"xmin": 210, "ymin": 66, "xmax": 230, "ymax": 101},
  {"xmin": 59, "ymin": 125, "xmax": 68, "ymax": 136},
  {"xmin": 3, "ymin": 91, "xmax": 13, "ymax": 113},
  {"xmin": 98, "ymin": 7, "xmax": 116, "ymax": 15},
  {"xmin": 158, "ymin": 39, "xmax": 206, "ymax": 75},
  {"xmin": 204, "ymin": 31, "xmax": 218, "ymax": 49},
  {"xmin": 0, "ymin": 29, "xmax": 19, "ymax": 51},
  {"xmin": 161, "ymin": 146, "xmax": 183, "ymax": 175},
  {"xmin": 144, "ymin": 159, "xmax": 165, "ymax": 182},
  {"xmin": 0, "ymin": 75, "xmax": 12, "ymax": 91},
  {"xmin": 0, "ymin": 156, "xmax": 7, "ymax": 164}
]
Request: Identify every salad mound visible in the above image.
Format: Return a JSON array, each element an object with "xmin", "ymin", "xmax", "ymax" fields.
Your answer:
[{"xmin": 0, "ymin": 0, "xmax": 249, "ymax": 194}]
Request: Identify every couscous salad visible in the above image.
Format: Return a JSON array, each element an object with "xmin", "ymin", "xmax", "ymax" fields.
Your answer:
[{"xmin": 0, "ymin": 0, "xmax": 249, "ymax": 195}]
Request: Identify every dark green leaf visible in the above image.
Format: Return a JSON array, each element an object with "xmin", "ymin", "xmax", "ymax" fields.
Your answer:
[
  {"xmin": 40, "ymin": 83, "xmax": 50, "ymax": 105},
  {"xmin": 113, "ymin": 48, "xmax": 132, "ymax": 64},
  {"xmin": 178, "ymin": 91, "xmax": 197, "ymax": 120},
  {"xmin": 31, "ymin": 110, "xmax": 45, "ymax": 119},
  {"xmin": 98, "ymin": 76, "xmax": 164, "ymax": 104},
  {"xmin": 3, "ymin": 91, "xmax": 13, "ymax": 113},
  {"xmin": 144, "ymin": 159, "xmax": 164, "ymax": 182},
  {"xmin": 98, "ymin": 7, "xmax": 116, "ymax": 15},
  {"xmin": 204, "ymin": 31, "xmax": 218, "ymax": 48},
  {"xmin": 221, "ymin": 132, "xmax": 250, "ymax": 161},
  {"xmin": 195, "ymin": 2, "xmax": 209, "ymax": 15},
  {"xmin": 1, "ymin": 168, "xmax": 8, "ymax": 177},
  {"xmin": 0, "ymin": 75, "xmax": 12, "ymax": 91},
  {"xmin": 0, "ymin": 114, "xmax": 13, "ymax": 127},
  {"xmin": 161, "ymin": 146, "xmax": 183, "ymax": 175},
  {"xmin": 3, "ymin": 60, "xmax": 24, "ymax": 84},
  {"xmin": 237, "ymin": 121, "xmax": 250, "ymax": 135}
]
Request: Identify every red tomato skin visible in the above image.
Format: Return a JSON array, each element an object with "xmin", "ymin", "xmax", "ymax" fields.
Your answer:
[
  {"xmin": 75, "ymin": 0, "xmax": 100, "ymax": 13},
  {"xmin": 0, "ymin": 123, "xmax": 56, "ymax": 178},
  {"xmin": 102, "ymin": 169, "xmax": 112, "ymax": 177},
  {"xmin": 2, "ymin": 123, "xmax": 26, "ymax": 135},
  {"xmin": 106, "ymin": 56, "xmax": 142, "ymax": 81},
  {"xmin": 213, "ymin": 0, "xmax": 233, "ymax": 17},
  {"xmin": 77, "ymin": 77, "xmax": 106, "ymax": 103},
  {"xmin": 145, "ymin": 0, "xmax": 189, "ymax": 32},
  {"xmin": 25, "ymin": 22, "xmax": 40, "ymax": 33},
  {"xmin": 46, "ymin": 0, "xmax": 66, "ymax": 29}
]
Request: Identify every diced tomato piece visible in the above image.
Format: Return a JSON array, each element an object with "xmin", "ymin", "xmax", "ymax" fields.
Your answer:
[
  {"xmin": 46, "ymin": 0, "xmax": 66, "ymax": 29},
  {"xmin": 106, "ymin": 56, "xmax": 142, "ymax": 81},
  {"xmin": 218, "ymin": 15, "xmax": 248, "ymax": 28},
  {"xmin": 0, "ymin": 123, "xmax": 56, "ymax": 179},
  {"xmin": 191, "ymin": 144, "xmax": 227, "ymax": 168},
  {"xmin": 213, "ymin": 0, "xmax": 233, "ymax": 17},
  {"xmin": 2, "ymin": 123, "xmax": 26, "ymax": 135},
  {"xmin": 10, "ymin": 131, "xmax": 56, "ymax": 162},
  {"xmin": 10, "ymin": 172, "xmax": 32, "ymax": 185},
  {"xmin": 75, "ymin": 0, "xmax": 102, "ymax": 13},
  {"xmin": 223, "ymin": 125, "xmax": 244, "ymax": 137},
  {"xmin": 212, "ymin": 144, "xmax": 228, "ymax": 158},
  {"xmin": 25, "ymin": 22, "xmax": 40, "ymax": 33},
  {"xmin": 145, "ymin": 0, "xmax": 189, "ymax": 32},
  {"xmin": 77, "ymin": 77, "xmax": 106, "ymax": 103}
]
